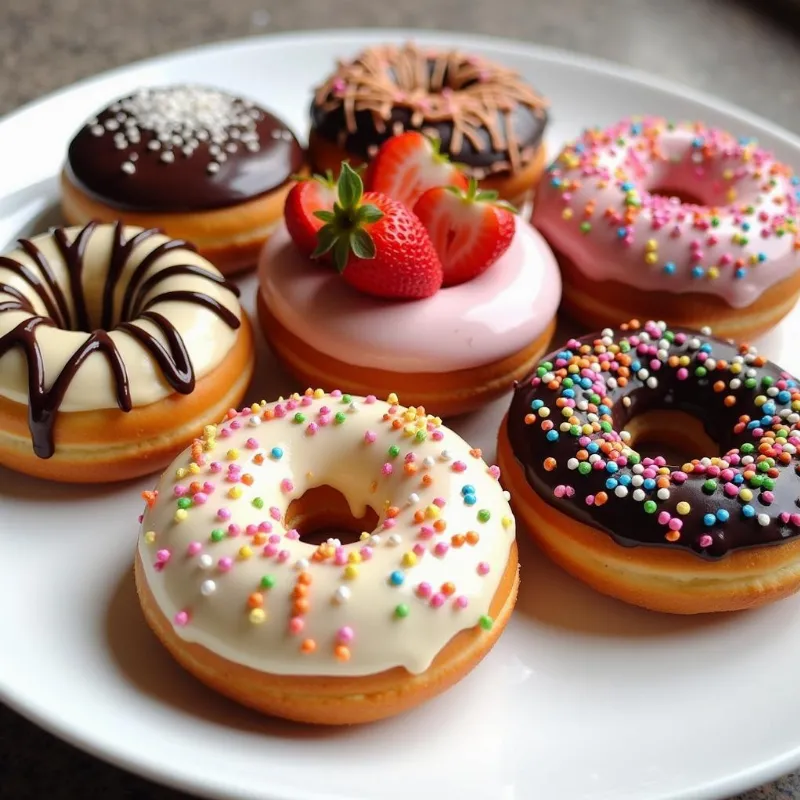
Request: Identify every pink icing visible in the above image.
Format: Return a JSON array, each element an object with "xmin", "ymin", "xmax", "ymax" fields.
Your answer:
[
  {"xmin": 258, "ymin": 220, "xmax": 561, "ymax": 372},
  {"xmin": 533, "ymin": 117, "xmax": 800, "ymax": 309}
]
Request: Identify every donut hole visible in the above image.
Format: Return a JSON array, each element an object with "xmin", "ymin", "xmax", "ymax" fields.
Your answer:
[
  {"xmin": 623, "ymin": 410, "xmax": 720, "ymax": 465},
  {"xmin": 647, "ymin": 186, "xmax": 707, "ymax": 207},
  {"xmin": 284, "ymin": 485, "xmax": 379, "ymax": 547}
]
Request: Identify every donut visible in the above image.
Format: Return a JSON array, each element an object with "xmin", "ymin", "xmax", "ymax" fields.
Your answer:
[
  {"xmin": 0, "ymin": 222, "xmax": 254, "ymax": 483},
  {"xmin": 309, "ymin": 43, "xmax": 549, "ymax": 205},
  {"xmin": 61, "ymin": 85, "xmax": 306, "ymax": 276},
  {"xmin": 497, "ymin": 319, "xmax": 800, "ymax": 614},
  {"xmin": 533, "ymin": 117, "xmax": 800, "ymax": 340},
  {"xmin": 258, "ymin": 217, "xmax": 560, "ymax": 417},
  {"xmin": 134, "ymin": 391, "xmax": 519, "ymax": 724}
]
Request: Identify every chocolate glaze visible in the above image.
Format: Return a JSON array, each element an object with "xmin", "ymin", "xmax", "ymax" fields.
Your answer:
[
  {"xmin": 311, "ymin": 46, "xmax": 548, "ymax": 177},
  {"xmin": 506, "ymin": 323, "xmax": 800, "ymax": 559},
  {"xmin": 311, "ymin": 98, "xmax": 547, "ymax": 174},
  {"xmin": 66, "ymin": 86, "xmax": 304, "ymax": 213},
  {"xmin": 0, "ymin": 222, "xmax": 241, "ymax": 458}
]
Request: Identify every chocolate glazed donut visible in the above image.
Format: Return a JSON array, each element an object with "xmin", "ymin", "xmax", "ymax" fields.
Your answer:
[
  {"xmin": 310, "ymin": 43, "xmax": 548, "ymax": 181},
  {"xmin": 506, "ymin": 321, "xmax": 800, "ymax": 560},
  {"xmin": 66, "ymin": 86, "xmax": 304, "ymax": 213}
]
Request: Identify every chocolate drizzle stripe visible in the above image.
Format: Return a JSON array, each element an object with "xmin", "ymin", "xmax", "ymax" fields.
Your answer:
[
  {"xmin": 0, "ymin": 283, "xmax": 36, "ymax": 315},
  {"xmin": 0, "ymin": 222, "xmax": 242, "ymax": 460},
  {"xmin": 53, "ymin": 221, "xmax": 97, "ymax": 334},
  {"xmin": 0, "ymin": 255, "xmax": 64, "ymax": 325},
  {"xmin": 17, "ymin": 238, "xmax": 73, "ymax": 329},
  {"xmin": 117, "ymin": 311, "xmax": 194, "ymax": 394},
  {"xmin": 120, "ymin": 239, "xmax": 197, "ymax": 323},
  {"xmin": 133, "ymin": 263, "xmax": 238, "ymax": 307},
  {"xmin": 102, "ymin": 222, "xmax": 161, "ymax": 331},
  {"xmin": 136, "ymin": 290, "xmax": 241, "ymax": 330}
]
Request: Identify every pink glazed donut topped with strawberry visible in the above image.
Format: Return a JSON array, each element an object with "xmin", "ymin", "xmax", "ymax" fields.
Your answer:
[{"xmin": 257, "ymin": 132, "xmax": 561, "ymax": 416}]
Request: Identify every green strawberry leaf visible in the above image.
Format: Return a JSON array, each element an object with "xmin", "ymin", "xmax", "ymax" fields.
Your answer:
[
  {"xmin": 357, "ymin": 204, "xmax": 384, "ymax": 224},
  {"xmin": 311, "ymin": 225, "xmax": 337, "ymax": 258},
  {"xmin": 313, "ymin": 209, "xmax": 336, "ymax": 222},
  {"xmin": 332, "ymin": 236, "xmax": 352, "ymax": 273},
  {"xmin": 337, "ymin": 163, "xmax": 363, "ymax": 208},
  {"xmin": 350, "ymin": 228, "xmax": 376, "ymax": 259}
]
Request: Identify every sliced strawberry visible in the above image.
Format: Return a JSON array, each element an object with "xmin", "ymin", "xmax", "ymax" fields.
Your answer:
[
  {"xmin": 413, "ymin": 180, "xmax": 516, "ymax": 287},
  {"xmin": 365, "ymin": 131, "xmax": 469, "ymax": 209},
  {"xmin": 312, "ymin": 163, "xmax": 443, "ymax": 300},
  {"xmin": 284, "ymin": 172, "xmax": 337, "ymax": 257}
]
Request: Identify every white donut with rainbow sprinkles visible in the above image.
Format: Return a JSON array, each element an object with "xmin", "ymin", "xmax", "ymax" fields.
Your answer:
[
  {"xmin": 135, "ymin": 390, "xmax": 519, "ymax": 724},
  {"xmin": 533, "ymin": 117, "xmax": 800, "ymax": 339}
]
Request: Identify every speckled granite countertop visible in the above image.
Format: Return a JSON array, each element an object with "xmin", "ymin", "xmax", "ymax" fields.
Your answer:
[{"xmin": 1, "ymin": 0, "xmax": 800, "ymax": 798}]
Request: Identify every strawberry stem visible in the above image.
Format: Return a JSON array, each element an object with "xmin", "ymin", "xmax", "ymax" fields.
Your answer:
[{"xmin": 311, "ymin": 163, "xmax": 385, "ymax": 272}]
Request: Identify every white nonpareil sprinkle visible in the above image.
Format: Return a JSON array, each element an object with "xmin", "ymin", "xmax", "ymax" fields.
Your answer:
[{"xmin": 93, "ymin": 86, "xmax": 267, "ymax": 175}]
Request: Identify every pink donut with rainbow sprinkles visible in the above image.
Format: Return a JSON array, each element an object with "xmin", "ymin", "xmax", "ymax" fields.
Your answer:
[{"xmin": 533, "ymin": 117, "xmax": 800, "ymax": 340}]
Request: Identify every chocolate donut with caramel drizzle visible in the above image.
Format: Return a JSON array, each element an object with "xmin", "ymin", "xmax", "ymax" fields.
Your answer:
[
  {"xmin": 309, "ymin": 43, "xmax": 549, "ymax": 196},
  {"xmin": 0, "ymin": 222, "xmax": 253, "ymax": 482}
]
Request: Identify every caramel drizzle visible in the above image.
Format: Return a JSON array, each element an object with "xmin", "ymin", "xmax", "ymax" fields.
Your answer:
[
  {"xmin": 314, "ymin": 42, "xmax": 548, "ymax": 172},
  {"xmin": 0, "ymin": 221, "xmax": 241, "ymax": 459}
]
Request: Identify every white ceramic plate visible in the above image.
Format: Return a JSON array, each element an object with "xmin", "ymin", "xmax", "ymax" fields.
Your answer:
[{"xmin": 2, "ymin": 28, "xmax": 800, "ymax": 800}]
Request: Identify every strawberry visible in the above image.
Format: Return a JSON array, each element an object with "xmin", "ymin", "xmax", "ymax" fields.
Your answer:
[
  {"xmin": 413, "ymin": 179, "xmax": 516, "ymax": 287},
  {"xmin": 284, "ymin": 172, "xmax": 338, "ymax": 257},
  {"xmin": 365, "ymin": 131, "xmax": 469, "ymax": 209},
  {"xmin": 312, "ymin": 163, "xmax": 443, "ymax": 299}
]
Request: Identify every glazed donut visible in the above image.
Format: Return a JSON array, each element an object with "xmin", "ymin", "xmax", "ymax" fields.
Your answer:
[
  {"xmin": 135, "ymin": 391, "xmax": 518, "ymax": 724},
  {"xmin": 497, "ymin": 319, "xmax": 800, "ymax": 614},
  {"xmin": 309, "ymin": 43, "xmax": 549, "ymax": 204},
  {"xmin": 0, "ymin": 222, "xmax": 254, "ymax": 483},
  {"xmin": 258, "ymin": 219, "xmax": 560, "ymax": 417},
  {"xmin": 533, "ymin": 117, "xmax": 800, "ymax": 340},
  {"xmin": 61, "ymin": 85, "xmax": 306, "ymax": 276}
]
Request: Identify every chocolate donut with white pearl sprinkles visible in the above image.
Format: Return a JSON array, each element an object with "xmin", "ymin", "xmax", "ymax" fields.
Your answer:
[
  {"xmin": 497, "ymin": 319, "xmax": 800, "ymax": 614},
  {"xmin": 61, "ymin": 85, "xmax": 306, "ymax": 275}
]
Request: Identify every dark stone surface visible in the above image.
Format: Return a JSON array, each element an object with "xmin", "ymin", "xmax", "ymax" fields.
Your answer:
[{"xmin": 1, "ymin": 0, "xmax": 799, "ymax": 798}]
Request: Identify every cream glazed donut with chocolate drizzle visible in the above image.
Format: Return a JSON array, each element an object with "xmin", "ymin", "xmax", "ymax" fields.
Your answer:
[
  {"xmin": 61, "ymin": 85, "xmax": 306, "ymax": 275},
  {"xmin": 135, "ymin": 390, "xmax": 519, "ymax": 724},
  {"xmin": 533, "ymin": 117, "xmax": 800, "ymax": 340},
  {"xmin": 309, "ymin": 43, "xmax": 549, "ymax": 204},
  {"xmin": 0, "ymin": 222, "xmax": 254, "ymax": 482},
  {"xmin": 259, "ymin": 162, "xmax": 561, "ymax": 416}
]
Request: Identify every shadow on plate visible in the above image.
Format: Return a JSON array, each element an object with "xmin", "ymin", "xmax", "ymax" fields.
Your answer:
[
  {"xmin": 512, "ymin": 532, "xmax": 751, "ymax": 638},
  {"xmin": 0, "ymin": 462, "xmax": 146, "ymax": 503}
]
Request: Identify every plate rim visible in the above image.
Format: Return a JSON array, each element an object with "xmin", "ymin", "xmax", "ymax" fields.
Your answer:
[{"xmin": 1, "ymin": 26, "xmax": 799, "ymax": 800}]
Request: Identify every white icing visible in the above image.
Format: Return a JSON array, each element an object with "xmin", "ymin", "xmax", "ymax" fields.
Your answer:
[
  {"xmin": 137, "ymin": 393, "xmax": 515, "ymax": 677},
  {"xmin": 0, "ymin": 224, "xmax": 241, "ymax": 411}
]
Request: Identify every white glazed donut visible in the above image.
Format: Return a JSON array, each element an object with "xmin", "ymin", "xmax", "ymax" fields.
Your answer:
[{"xmin": 135, "ymin": 390, "xmax": 519, "ymax": 724}]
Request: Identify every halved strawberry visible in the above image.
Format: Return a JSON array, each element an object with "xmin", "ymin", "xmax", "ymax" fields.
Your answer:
[
  {"xmin": 365, "ymin": 131, "xmax": 469, "ymax": 209},
  {"xmin": 284, "ymin": 172, "xmax": 338, "ymax": 257},
  {"xmin": 413, "ymin": 180, "xmax": 516, "ymax": 287},
  {"xmin": 312, "ymin": 163, "xmax": 443, "ymax": 300}
]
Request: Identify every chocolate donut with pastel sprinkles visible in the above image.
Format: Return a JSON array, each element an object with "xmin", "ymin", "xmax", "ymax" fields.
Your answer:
[
  {"xmin": 533, "ymin": 118, "xmax": 800, "ymax": 340},
  {"xmin": 61, "ymin": 85, "xmax": 306, "ymax": 275},
  {"xmin": 135, "ymin": 390, "xmax": 518, "ymax": 724},
  {"xmin": 498, "ymin": 319, "xmax": 800, "ymax": 614}
]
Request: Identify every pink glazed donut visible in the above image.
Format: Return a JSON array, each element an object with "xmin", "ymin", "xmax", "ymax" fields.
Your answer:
[
  {"xmin": 533, "ymin": 117, "xmax": 800, "ymax": 340},
  {"xmin": 257, "ymin": 219, "xmax": 561, "ymax": 417}
]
